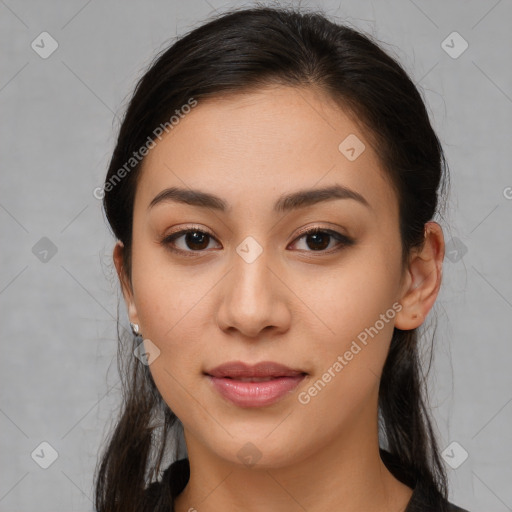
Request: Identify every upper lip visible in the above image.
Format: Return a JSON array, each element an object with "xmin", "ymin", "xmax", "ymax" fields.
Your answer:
[{"xmin": 205, "ymin": 361, "xmax": 307, "ymax": 378}]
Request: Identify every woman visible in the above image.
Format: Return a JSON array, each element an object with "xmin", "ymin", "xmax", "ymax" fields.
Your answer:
[{"xmin": 94, "ymin": 6, "xmax": 471, "ymax": 512}]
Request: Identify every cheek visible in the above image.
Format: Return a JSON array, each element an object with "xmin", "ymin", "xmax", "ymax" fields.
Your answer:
[
  {"xmin": 308, "ymin": 246, "xmax": 401, "ymax": 339},
  {"xmin": 133, "ymin": 271, "xmax": 212, "ymax": 355},
  {"xmin": 129, "ymin": 247, "xmax": 220, "ymax": 400},
  {"xmin": 132, "ymin": 266, "xmax": 212, "ymax": 420},
  {"xmin": 293, "ymin": 272, "xmax": 399, "ymax": 433},
  {"xmin": 297, "ymin": 246, "xmax": 401, "ymax": 407},
  {"xmin": 130, "ymin": 239, "xmax": 207, "ymax": 337}
]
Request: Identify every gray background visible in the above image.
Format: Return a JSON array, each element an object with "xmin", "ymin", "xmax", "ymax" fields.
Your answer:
[{"xmin": 1, "ymin": 0, "xmax": 511, "ymax": 510}]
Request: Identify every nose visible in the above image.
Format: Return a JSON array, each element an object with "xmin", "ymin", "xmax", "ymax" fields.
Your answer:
[{"xmin": 215, "ymin": 246, "xmax": 291, "ymax": 339}]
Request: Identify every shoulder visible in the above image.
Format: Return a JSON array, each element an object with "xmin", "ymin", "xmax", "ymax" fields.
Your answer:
[
  {"xmin": 404, "ymin": 483, "xmax": 472, "ymax": 512},
  {"xmin": 379, "ymin": 449, "xmax": 471, "ymax": 512},
  {"xmin": 405, "ymin": 494, "xmax": 472, "ymax": 512},
  {"xmin": 405, "ymin": 489, "xmax": 472, "ymax": 512},
  {"xmin": 447, "ymin": 502, "xmax": 471, "ymax": 512}
]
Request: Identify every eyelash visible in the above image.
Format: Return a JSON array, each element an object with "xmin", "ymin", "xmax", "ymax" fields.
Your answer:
[{"xmin": 160, "ymin": 225, "xmax": 354, "ymax": 257}]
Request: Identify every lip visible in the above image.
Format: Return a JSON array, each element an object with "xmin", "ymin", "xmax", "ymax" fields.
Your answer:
[
  {"xmin": 205, "ymin": 360, "xmax": 306, "ymax": 379},
  {"xmin": 204, "ymin": 361, "xmax": 307, "ymax": 408}
]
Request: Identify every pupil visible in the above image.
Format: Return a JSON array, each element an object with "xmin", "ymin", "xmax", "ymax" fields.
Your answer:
[
  {"xmin": 186, "ymin": 231, "xmax": 209, "ymax": 250},
  {"xmin": 307, "ymin": 232, "xmax": 329, "ymax": 251}
]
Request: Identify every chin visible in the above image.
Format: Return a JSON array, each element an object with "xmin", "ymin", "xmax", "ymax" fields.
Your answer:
[{"xmin": 209, "ymin": 434, "xmax": 313, "ymax": 470}]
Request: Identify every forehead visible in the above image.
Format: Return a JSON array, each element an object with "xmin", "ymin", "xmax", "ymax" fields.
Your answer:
[{"xmin": 135, "ymin": 85, "xmax": 397, "ymax": 219}]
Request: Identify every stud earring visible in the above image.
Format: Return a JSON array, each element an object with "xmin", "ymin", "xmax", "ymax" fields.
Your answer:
[{"xmin": 130, "ymin": 322, "xmax": 141, "ymax": 337}]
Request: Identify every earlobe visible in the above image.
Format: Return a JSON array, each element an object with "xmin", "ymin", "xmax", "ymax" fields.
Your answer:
[
  {"xmin": 395, "ymin": 268, "xmax": 424, "ymax": 330},
  {"xmin": 394, "ymin": 222, "xmax": 445, "ymax": 331},
  {"xmin": 113, "ymin": 241, "xmax": 140, "ymax": 326}
]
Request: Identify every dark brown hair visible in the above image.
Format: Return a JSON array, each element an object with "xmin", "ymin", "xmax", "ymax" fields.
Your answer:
[{"xmin": 95, "ymin": 5, "xmax": 450, "ymax": 511}]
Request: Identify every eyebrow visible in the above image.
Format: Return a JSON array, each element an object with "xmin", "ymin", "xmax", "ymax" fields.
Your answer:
[{"xmin": 148, "ymin": 184, "xmax": 370, "ymax": 213}]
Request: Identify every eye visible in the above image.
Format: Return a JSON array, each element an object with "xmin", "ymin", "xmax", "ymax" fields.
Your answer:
[
  {"xmin": 288, "ymin": 227, "xmax": 354, "ymax": 253},
  {"xmin": 161, "ymin": 225, "xmax": 354, "ymax": 257},
  {"xmin": 161, "ymin": 227, "xmax": 221, "ymax": 256}
]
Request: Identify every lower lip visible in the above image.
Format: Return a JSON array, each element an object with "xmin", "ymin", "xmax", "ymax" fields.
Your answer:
[{"xmin": 207, "ymin": 375, "xmax": 306, "ymax": 407}]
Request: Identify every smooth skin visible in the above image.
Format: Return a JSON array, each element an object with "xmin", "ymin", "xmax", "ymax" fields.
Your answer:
[{"xmin": 113, "ymin": 84, "xmax": 445, "ymax": 512}]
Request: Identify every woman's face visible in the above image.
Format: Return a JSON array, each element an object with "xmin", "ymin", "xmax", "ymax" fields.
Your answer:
[{"xmin": 118, "ymin": 85, "xmax": 415, "ymax": 467}]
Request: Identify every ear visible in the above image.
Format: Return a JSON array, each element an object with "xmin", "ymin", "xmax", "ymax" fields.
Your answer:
[
  {"xmin": 395, "ymin": 221, "xmax": 445, "ymax": 330},
  {"xmin": 113, "ymin": 241, "xmax": 139, "ymax": 326}
]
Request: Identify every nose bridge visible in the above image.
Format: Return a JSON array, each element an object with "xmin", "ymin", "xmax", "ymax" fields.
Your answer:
[{"xmin": 232, "ymin": 238, "xmax": 273, "ymax": 311}]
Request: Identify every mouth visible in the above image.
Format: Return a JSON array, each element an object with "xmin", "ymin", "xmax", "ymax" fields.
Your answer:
[
  {"xmin": 221, "ymin": 376, "xmax": 286, "ymax": 382},
  {"xmin": 205, "ymin": 360, "xmax": 307, "ymax": 379},
  {"xmin": 204, "ymin": 360, "xmax": 308, "ymax": 407}
]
